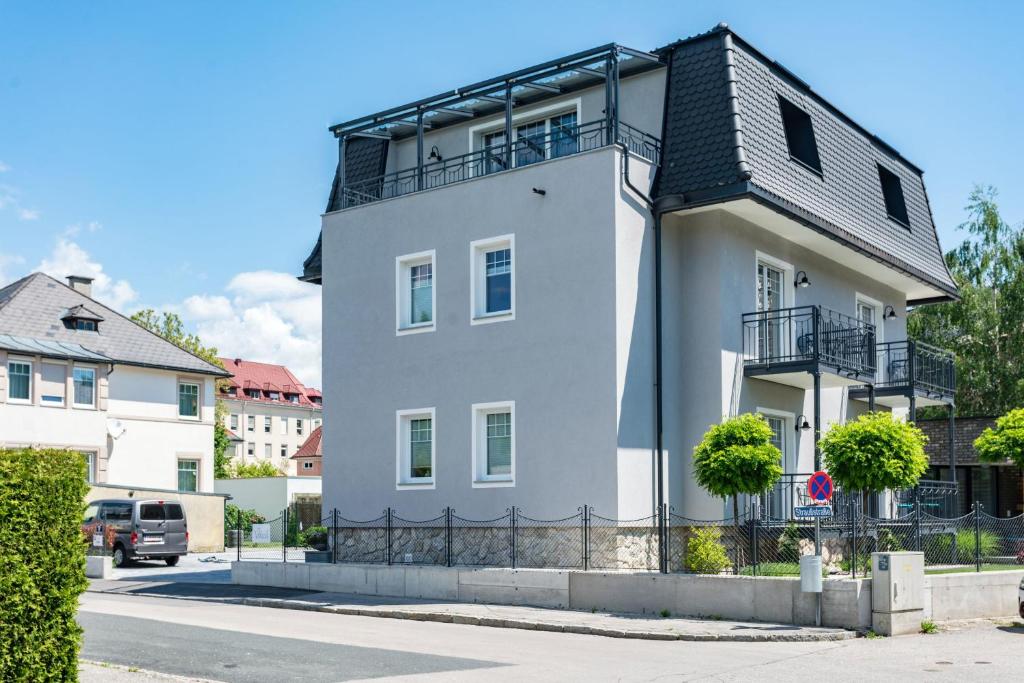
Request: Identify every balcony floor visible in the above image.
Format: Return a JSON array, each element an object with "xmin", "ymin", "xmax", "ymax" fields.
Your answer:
[
  {"xmin": 744, "ymin": 361, "xmax": 874, "ymax": 390},
  {"xmin": 848, "ymin": 384, "xmax": 954, "ymax": 408}
]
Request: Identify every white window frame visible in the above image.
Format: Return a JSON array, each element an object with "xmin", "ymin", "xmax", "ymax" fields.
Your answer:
[
  {"xmin": 247, "ymin": 442, "xmax": 255, "ymax": 457},
  {"xmin": 72, "ymin": 365, "xmax": 97, "ymax": 409},
  {"xmin": 7, "ymin": 357, "xmax": 33, "ymax": 404},
  {"xmin": 264, "ymin": 443, "xmax": 272, "ymax": 459},
  {"xmin": 177, "ymin": 380, "xmax": 201, "ymax": 420},
  {"xmin": 279, "ymin": 418, "xmax": 288, "ymax": 436},
  {"xmin": 230, "ymin": 414, "xmax": 239, "ymax": 431},
  {"xmin": 297, "ymin": 419, "xmax": 304, "ymax": 436},
  {"xmin": 470, "ymin": 234, "xmax": 515, "ymax": 325},
  {"xmin": 395, "ymin": 249, "xmax": 436, "ymax": 335},
  {"xmin": 82, "ymin": 450, "xmax": 97, "ymax": 483},
  {"xmin": 395, "ymin": 407, "xmax": 436, "ymax": 489},
  {"xmin": 280, "ymin": 444, "xmax": 287, "ymax": 459},
  {"xmin": 855, "ymin": 292, "xmax": 884, "ymax": 345},
  {"xmin": 756, "ymin": 407, "xmax": 796, "ymax": 473},
  {"xmin": 466, "ymin": 98, "xmax": 582, "ymax": 176},
  {"xmin": 471, "ymin": 401, "xmax": 516, "ymax": 488},
  {"xmin": 302, "ymin": 461, "xmax": 314, "ymax": 470},
  {"xmin": 177, "ymin": 458, "xmax": 200, "ymax": 492},
  {"xmin": 247, "ymin": 415, "xmax": 255, "ymax": 432},
  {"xmin": 753, "ymin": 251, "xmax": 796, "ymax": 360},
  {"xmin": 40, "ymin": 360, "xmax": 67, "ymax": 407},
  {"xmin": 264, "ymin": 416, "xmax": 271, "ymax": 433}
]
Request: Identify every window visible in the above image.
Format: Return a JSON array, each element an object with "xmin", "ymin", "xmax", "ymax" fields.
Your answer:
[
  {"xmin": 303, "ymin": 461, "xmax": 314, "ymax": 470},
  {"xmin": 297, "ymin": 419, "xmax": 304, "ymax": 436},
  {"xmin": 247, "ymin": 442, "xmax": 255, "ymax": 457},
  {"xmin": 779, "ymin": 97, "xmax": 822, "ymax": 174},
  {"xmin": 396, "ymin": 408, "xmax": 435, "ymax": 488},
  {"xmin": 483, "ymin": 130, "xmax": 507, "ymax": 174},
  {"xmin": 550, "ymin": 112, "xmax": 578, "ymax": 158},
  {"xmin": 471, "ymin": 235, "xmax": 515, "ymax": 323},
  {"xmin": 166, "ymin": 504, "xmax": 184, "ymax": 520},
  {"xmin": 479, "ymin": 109, "xmax": 580, "ymax": 172},
  {"xmin": 280, "ymin": 445, "xmax": 287, "ymax": 458},
  {"xmin": 102, "ymin": 502, "xmax": 132, "ymax": 523},
  {"xmin": 75, "ymin": 319, "xmax": 97, "ymax": 331},
  {"xmin": 758, "ymin": 409, "xmax": 794, "ymax": 518},
  {"xmin": 247, "ymin": 415, "xmax": 255, "ymax": 432},
  {"xmin": 878, "ymin": 165, "xmax": 910, "ymax": 227},
  {"xmin": 515, "ymin": 120, "xmax": 546, "ymax": 167},
  {"xmin": 396, "ymin": 250, "xmax": 435, "ymax": 334},
  {"xmin": 280, "ymin": 418, "xmax": 288, "ymax": 435},
  {"xmin": 264, "ymin": 417, "xmax": 271, "ymax": 433},
  {"xmin": 269, "ymin": 391, "xmax": 279, "ymax": 401},
  {"xmin": 288, "ymin": 393, "xmax": 299, "ymax": 404},
  {"xmin": 247, "ymin": 388, "xmax": 260, "ymax": 399},
  {"xmin": 177, "ymin": 459, "xmax": 198, "ymax": 492},
  {"xmin": 756, "ymin": 259, "xmax": 785, "ymax": 360},
  {"xmin": 472, "ymin": 401, "xmax": 515, "ymax": 487},
  {"xmin": 234, "ymin": 443, "xmax": 242, "ymax": 458},
  {"xmin": 40, "ymin": 362, "xmax": 66, "ymax": 406},
  {"xmin": 230, "ymin": 414, "xmax": 239, "ymax": 431},
  {"xmin": 83, "ymin": 503, "xmax": 99, "ymax": 523},
  {"xmin": 140, "ymin": 503, "xmax": 166, "ymax": 521},
  {"xmin": 73, "ymin": 367, "xmax": 96, "ymax": 408},
  {"xmin": 81, "ymin": 451, "xmax": 97, "ymax": 483},
  {"xmin": 178, "ymin": 381, "xmax": 199, "ymax": 418},
  {"xmin": 7, "ymin": 359, "xmax": 31, "ymax": 402},
  {"xmin": 264, "ymin": 444, "xmax": 271, "ymax": 459}
]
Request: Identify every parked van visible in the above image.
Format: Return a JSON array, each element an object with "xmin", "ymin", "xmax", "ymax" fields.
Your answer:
[{"xmin": 83, "ymin": 499, "xmax": 188, "ymax": 568}]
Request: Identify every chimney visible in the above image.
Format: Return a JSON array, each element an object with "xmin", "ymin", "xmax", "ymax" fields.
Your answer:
[
  {"xmin": 67, "ymin": 275, "xmax": 94, "ymax": 298},
  {"xmin": 66, "ymin": 276, "xmax": 94, "ymax": 296}
]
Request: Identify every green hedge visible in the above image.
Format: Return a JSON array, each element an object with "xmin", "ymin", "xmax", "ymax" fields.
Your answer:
[{"xmin": 0, "ymin": 449, "xmax": 90, "ymax": 681}]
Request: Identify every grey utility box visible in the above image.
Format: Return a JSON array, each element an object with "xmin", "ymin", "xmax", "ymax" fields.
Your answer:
[
  {"xmin": 800, "ymin": 555, "xmax": 822, "ymax": 593},
  {"xmin": 871, "ymin": 552, "xmax": 925, "ymax": 635}
]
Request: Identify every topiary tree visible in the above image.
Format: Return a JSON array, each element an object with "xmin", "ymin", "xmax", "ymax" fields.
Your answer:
[
  {"xmin": 693, "ymin": 413, "xmax": 784, "ymax": 527},
  {"xmin": 820, "ymin": 412, "xmax": 928, "ymax": 512},
  {"xmin": 974, "ymin": 408, "xmax": 1024, "ymax": 467}
]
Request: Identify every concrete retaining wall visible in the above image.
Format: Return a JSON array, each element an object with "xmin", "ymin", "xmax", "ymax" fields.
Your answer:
[{"xmin": 925, "ymin": 570, "xmax": 1024, "ymax": 621}]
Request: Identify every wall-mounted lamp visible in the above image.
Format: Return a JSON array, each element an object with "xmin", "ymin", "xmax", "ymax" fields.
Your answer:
[
  {"xmin": 794, "ymin": 270, "xmax": 811, "ymax": 288},
  {"xmin": 532, "ymin": 187, "xmax": 546, "ymax": 196},
  {"xmin": 883, "ymin": 305, "xmax": 897, "ymax": 320},
  {"xmin": 795, "ymin": 415, "xmax": 812, "ymax": 432},
  {"xmin": 428, "ymin": 145, "xmax": 443, "ymax": 162}
]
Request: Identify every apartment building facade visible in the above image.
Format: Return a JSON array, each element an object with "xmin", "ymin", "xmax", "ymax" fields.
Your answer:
[
  {"xmin": 0, "ymin": 273, "xmax": 227, "ymax": 492},
  {"xmin": 217, "ymin": 357, "xmax": 322, "ymax": 475},
  {"xmin": 305, "ymin": 24, "xmax": 958, "ymax": 521}
]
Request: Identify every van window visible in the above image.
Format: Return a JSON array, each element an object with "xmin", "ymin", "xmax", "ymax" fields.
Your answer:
[
  {"xmin": 140, "ymin": 504, "xmax": 166, "ymax": 521},
  {"xmin": 102, "ymin": 503, "xmax": 133, "ymax": 522},
  {"xmin": 165, "ymin": 504, "xmax": 184, "ymax": 520},
  {"xmin": 83, "ymin": 504, "xmax": 99, "ymax": 523}
]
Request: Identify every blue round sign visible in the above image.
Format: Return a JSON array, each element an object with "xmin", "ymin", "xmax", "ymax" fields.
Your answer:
[{"xmin": 807, "ymin": 471, "xmax": 833, "ymax": 502}]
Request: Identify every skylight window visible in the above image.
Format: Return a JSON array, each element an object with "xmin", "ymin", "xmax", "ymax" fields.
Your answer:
[
  {"xmin": 778, "ymin": 97, "xmax": 822, "ymax": 174},
  {"xmin": 878, "ymin": 165, "xmax": 910, "ymax": 227}
]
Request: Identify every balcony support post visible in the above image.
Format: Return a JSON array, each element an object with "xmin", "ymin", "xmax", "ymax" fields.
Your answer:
[
  {"xmin": 504, "ymin": 82, "xmax": 513, "ymax": 171},
  {"xmin": 948, "ymin": 402, "xmax": 957, "ymax": 512},
  {"xmin": 612, "ymin": 49, "xmax": 620, "ymax": 145},
  {"xmin": 867, "ymin": 384, "xmax": 875, "ymax": 412},
  {"xmin": 604, "ymin": 56, "xmax": 612, "ymax": 145},
  {"xmin": 908, "ymin": 340, "xmax": 917, "ymax": 422},
  {"xmin": 338, "ymin": 136, "xmax": 347, "ymax": 208},
  {"xmin": 416, "ymin": 112, "xmax": 424, "ymax": 191},
  {"xmin": 813, "ymin": 370, "xmax": 822, "ymax": 471}
]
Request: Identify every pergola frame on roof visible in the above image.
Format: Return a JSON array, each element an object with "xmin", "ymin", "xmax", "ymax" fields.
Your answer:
[{"xmin": 328, "ymin": 43, "xmax": 663, "ymax": 195}]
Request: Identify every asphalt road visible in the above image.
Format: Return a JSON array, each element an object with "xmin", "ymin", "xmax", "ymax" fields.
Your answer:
[{"xmin": 80, "ymin": 592, "xmax": 1024, "ymax": 682}]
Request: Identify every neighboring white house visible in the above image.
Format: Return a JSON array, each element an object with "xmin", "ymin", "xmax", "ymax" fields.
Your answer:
[
  {"xmin": 214, "ymin": 476, "xmax": 322, "ymax": 521},
  {"xmin": 0, "ymin": 273, "xmax": 229, "ymax": 492},
  {"xmin": 217, "ymin": 357, "xmax": 322, "ymax": 476}
]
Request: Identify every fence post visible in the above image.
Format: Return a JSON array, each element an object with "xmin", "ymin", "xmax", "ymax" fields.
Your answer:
[
  {"xmin": 750, "ymin": 505, "xmax": 759, "ymax": 578},
  {"xmin": 850, "ymin": 500, "xmax": 857, "ymax": 579},
  {"xmin": 386, "ymin": 507, "xmax": 393, "ymax": 566},
  {"xmin": 661, "ymin": 503, "xmax": 670, "ymax": 573},
  {"xmin": 332, "ymin": 508, "xmax": 338, "ymax": 564},
  {"xmin": 445, "ymin": 507, "xmax": 452, "ymax": 568},
  {"xmin": 282, "ymin": 507, "xmax": 288, "ymax": 563},
  {"xmin": 582, "ymin": 505, "xmax": 589, "ymax": 571},
  {"xmin": 975, "ymin": 502, "xmax": 982, "ymax": 572},
  {"xmin": 236, "ymin": 505, "xmax": 242, "ymax": 563},
  {"xmin": 913, "ymin": 487, "xmax": 922, "ymax": 552},
  {"xmin": 510, "ymin": 506, "xmax": 517, "ymax": 569}
]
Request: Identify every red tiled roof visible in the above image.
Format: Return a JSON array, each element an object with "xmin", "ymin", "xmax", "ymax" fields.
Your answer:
[
  {"xmin": 291, "ymin": 426, "xmax": 322, "ymax": 459},
  {"xmin": 217, "ymin": 357, "xmax": 322, "ymax": 408}
]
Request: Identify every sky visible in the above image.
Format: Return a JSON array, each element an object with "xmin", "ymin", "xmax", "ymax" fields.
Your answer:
[{"xmin": 1, "ymin": 1, "xmax": 1021, "ymax": 387}]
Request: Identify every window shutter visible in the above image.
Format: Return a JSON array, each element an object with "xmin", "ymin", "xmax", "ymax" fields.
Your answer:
[{"xmin": 40, "ymin": 363, "xmax": 66, "ymax": 404}]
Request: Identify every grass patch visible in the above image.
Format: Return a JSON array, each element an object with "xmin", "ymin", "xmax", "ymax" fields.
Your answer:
[
  {"xmin": 925, "ymin": 563, "xmax": 1021, "ymax": 575},
  {"xmin": 864, "ymin": 630, "xmax": 883, "ymax": 639},
  {"xmin": 659, "ymin": 609, "xmax": 671, "ymax": 618},
  {"xmin": 920, "ymin": 620, "xmax": 939, "ymax": 634},
  {"xmin": 738, "ymin": 562, "xmax": 800, "ymax": 576}
]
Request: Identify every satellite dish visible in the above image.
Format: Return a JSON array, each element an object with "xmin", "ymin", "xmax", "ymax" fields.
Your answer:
[{"xmin": 106, "ymin": 419, "xmax": 127, "ymax": 440}]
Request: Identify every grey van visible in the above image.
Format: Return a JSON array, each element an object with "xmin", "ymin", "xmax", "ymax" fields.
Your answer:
[{"xmin": 83, "ymin": 499, "xmax": 188, "ymax": 568}]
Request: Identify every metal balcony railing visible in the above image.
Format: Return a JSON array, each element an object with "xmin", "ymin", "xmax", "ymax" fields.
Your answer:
[
  {"xmin": 874, "ymin": 340, "xmax": 956, "ymax": 398},
  {"xmin": 340, "ymin": 118, "xmax": 660, "ymax": 208},
  {"xmin": 742, "ymin": 305, "xmax": 877, "ymax": 377}
]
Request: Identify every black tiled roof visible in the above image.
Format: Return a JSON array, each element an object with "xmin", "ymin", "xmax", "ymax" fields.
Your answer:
[
  {"xmin": 654, "ymin": 26, "xmax": 957, "ymax": 301},
  {"xmin": 301, "ymin": 137, "xmax": 390, "ymax": 285}
]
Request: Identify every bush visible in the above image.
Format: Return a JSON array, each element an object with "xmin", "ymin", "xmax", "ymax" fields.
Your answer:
[
  {"xmin": 230, "ymin": 461, "xmax": 282, "ymax": 478},
  {"xmin": 299, "ymin": 525, "xmax": 329, "ymax": 550},
  {"xmin": 777, "ymin": 523, "xmax": 801, "ymax": 562},
  {"xmin": 1, "ymin": 448, "xmax": 90, "ymax": 681},
  {"xmin": 926, "ymin": 530, "xmax": 1001, "ymax": 564},
  {"xmin": 224, "ymin": 503, "xmax": 265, "ymax": 536},
  {"xmin": 687, "ymin": 527, "xmax": 732, "ymax": 574},
  {"xmin": 877, "ymin": 528, "xmax": 903, "ymax": 553}
]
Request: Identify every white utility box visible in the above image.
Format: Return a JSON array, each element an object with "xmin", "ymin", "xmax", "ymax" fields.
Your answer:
[
  {"xmin": 800, "ymin": 555, "xmax": 822, "ymax": 593},
  {"xmin": 871, "ymin": 551, "xmax": 924, "ymax": 635}
]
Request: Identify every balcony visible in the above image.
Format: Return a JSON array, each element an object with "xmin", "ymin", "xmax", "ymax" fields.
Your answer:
[
  {"xmin": 742, "ymin": 305, "xmax": 877, "ymax": 388},
  {"xmin": 340, "ymin": 120, "xmax": 660, "ymax": 209},
  {"xmin": 849, "ymin": 340, "xmax": 956, "ymax": 407}
]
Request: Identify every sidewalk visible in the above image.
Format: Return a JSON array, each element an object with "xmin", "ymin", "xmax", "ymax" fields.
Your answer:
[{"xmin": 87, "ymin": 579, "xmax": 855, "ymax": 642}]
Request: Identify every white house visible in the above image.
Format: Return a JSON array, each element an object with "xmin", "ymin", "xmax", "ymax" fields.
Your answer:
[{"xmin": 0, "ymin": 273, "xmax": 229, "ymax": 492}]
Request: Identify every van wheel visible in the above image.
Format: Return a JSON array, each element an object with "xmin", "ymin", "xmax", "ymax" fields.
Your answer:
[
  {"xmin": 165, "ymin": 556, "xmax": 180, "ymax": 567},
  {"xmin": 112, "ymin": 545, "xmax": 128, "ymax": 568}
]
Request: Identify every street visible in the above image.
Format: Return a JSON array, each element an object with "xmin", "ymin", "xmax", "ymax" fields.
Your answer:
[{"xmin": 80, "ymin": 592, "xmax": 1024, "ymax": 682}]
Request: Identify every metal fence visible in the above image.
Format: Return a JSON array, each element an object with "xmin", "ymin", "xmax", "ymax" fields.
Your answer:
[{"xmin": 230, "ymin": 501, "xmax": 1024, "ymax": 576}]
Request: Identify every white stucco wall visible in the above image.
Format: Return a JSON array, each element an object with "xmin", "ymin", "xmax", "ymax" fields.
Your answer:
[{"xmin": 214, "ymin": 476, "xmax": 323, "ymax": 520}]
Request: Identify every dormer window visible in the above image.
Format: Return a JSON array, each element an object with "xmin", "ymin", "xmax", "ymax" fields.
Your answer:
[
  {"xmin": 269, "ymin": 391, "xmax": 280, "ymax": 400},
  {"xmin": 61, "ymin": 305, "xmax": 103, "ymax": 332},
  {"xmin": 778, "ymin": 97, "xmax": 822, "ymax": 174},
  {"xmin": 288, "ymin": 394, "xmax": 299, "ymax": 404},
  {"xmin": 878, "ymin": 164, "xmax": 910, "ymax": 228},
  {"xmin": 247, "ymin": 389, "xmax": 260, "ymax": 399}
]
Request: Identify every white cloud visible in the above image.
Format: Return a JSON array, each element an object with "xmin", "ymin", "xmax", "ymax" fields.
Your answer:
[
  {"xmin": 0, "ymin": 182, "xmax": 38, "ymax": 221},
  {"xmin": 0, "ymin": 161, "xmax": 9, "ymax": 173},
  {"xmin": 18, "ymin": 208, "xmax": 39, "ymax": 221},
  {"xmin": 176, "ymin": 274, "xmax": 322, "ymax": 387},
  {"xmin": 36, "ymin": 237, "xmax": 139, "ymax": 310}
]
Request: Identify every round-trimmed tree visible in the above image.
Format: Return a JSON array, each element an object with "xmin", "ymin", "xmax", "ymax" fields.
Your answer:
[
  {"xmin": 974, "ymin": 408, "xmax": 1024, "ymax": 467},
  {"xmin": 693, "ymin": 413, "xmax": 784, "ymax": 526},
  {"xmin": 819, "ymin": 411, "xmax": 928, "ymax": 512}
]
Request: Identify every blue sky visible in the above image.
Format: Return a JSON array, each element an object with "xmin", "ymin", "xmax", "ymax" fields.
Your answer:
[{"xmin": 1, "ymin": 1, "xmax": 1021, "ymax": 384}]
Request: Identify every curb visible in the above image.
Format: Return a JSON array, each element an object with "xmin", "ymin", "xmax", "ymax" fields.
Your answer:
[{"xmin": 236, "ymin": 597, "xmax": 857, "ymax": 642}]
